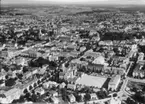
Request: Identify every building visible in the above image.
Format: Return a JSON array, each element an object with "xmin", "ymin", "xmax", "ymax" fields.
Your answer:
[
  {"xmin": 35, "ymin": 87, "xmax": 45, "ymax": 95},
  {"xmin": 50, "ymin": 97, "xmax": 60, "ymax": 104},
  {"xmin": 59, "ymin": 72, "xmax": 65, "ymax": 79},
  {"xmin": 137, "ymin": 52, "xmax": 144, "ymax": 62},
  {"xmin": 67, "ymin": 84, "xmax": 76, "ymax": 90},
  {"xmin": 20, "ymin": 50, "xmax": 42, "ymax": 58},
  {"xmin": 92, "ymin": 56, "xmax": 105, "ymax": 65},
  {"xmin": 132, "ymin": 62, "xmax": 145, "ymax": 78},
  {"xmin": 23, "ymin": 71, "xmax": 33, "ymax": 79},
  {"xmin": 110, "ymin": 56, "xmax": 129, "ymax": 68},
  {"xmin": 37, "ymin": 65, "xmax": 48, "ymax": 75},
  {"xmin": 0, "ymin": 51, "xmax": 8, "ymax": 58},
  {"xmin": 99, "ymin": 40, "xmax": 113, "ymax": 46},
  {"xmin": 131, "ymin": 44, "xmax": 137, "ymax": 51},
  {"xmin": 63, "ymin": 66, "xmax": 77, "ymax": 80},
  {"xmin": 43, "ymin": 82, "xmax": 50, "ymax": 89},
  {"xmin": 67, "ymin": 51, "xmax": 80, "ymax": 58},
  {"xmin": 14, "ymin": 58, "xmax": 28, "ymax": 66},
  {"xmin": 43, "ymin": 81, "xmax": 58, "ymax": 89},
  {"xmin": 90, "ymin": 93, "xmax": 98, "ymax": 100},
  {"xmin": 78, "ymin": 93, "xmax": 85, "ymax": 101},
  {"xmin": 57, "ymin": 35, "xmax": 71, "ymax": 42},
  {"xmin": 0, "ymin": 72, "xmax": 6, "ymax": 80},
  {"xmin": 67, "ymin": 94, "xmax": 76, "ymax": 103},
  {"xmin": 59, "ymin": 82, "xmax": 66, "ymax": 89},
  {"xmin": 70, "ymin": 59, "xmax": 88, "ymax": 69},
  {"xmin": 49, "ymin": 91, "xmax": 58, "ymax": 97},
  {"xmin": 87, "ymin": 63, "xmax": 104, "ymax": 72},
  {"xmin": 108, "ymin": 75, "xmax": 121, "ymax": 91},
  {"xmin": 0, "ymin": 88, "xmax": 23, "ymax": 103},
  {"xmin": 84, "ymin": 50, "xmax": 102, "ymax": 59}
]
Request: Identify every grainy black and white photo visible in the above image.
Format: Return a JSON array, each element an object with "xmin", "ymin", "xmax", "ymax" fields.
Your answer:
[{"xmin": 0, "ymin": 0, "xmax": 145, "ymax": 104}]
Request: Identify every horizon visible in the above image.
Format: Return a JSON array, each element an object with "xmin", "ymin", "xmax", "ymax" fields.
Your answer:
[{"xmin": 2, "ymin": 0, "xmax": 145, "ymax": 5}]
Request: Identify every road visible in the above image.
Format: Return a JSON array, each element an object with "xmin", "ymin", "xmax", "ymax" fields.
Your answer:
[
  {"xmin": 126, "ymin": 62, "xmax": 134, "ymax": 76},
  {"xmin": 127, "ymin": 77, "xmax": 145, "ymax": 84},
  {"xmin": 117, "ymin": 75, "xmax": 145, "ymax": 101},
  {"xmin": 118, "ymin": 79, "xmax": 130, "ymax": 99},
  {"xmin": 117, "ymin": 61, "xmax": 135, "ymax": 99}
]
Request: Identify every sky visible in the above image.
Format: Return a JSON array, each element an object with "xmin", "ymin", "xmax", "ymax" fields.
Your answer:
[{"xmin": 2, "ymin": 0, "xmax": 145, "ymax": 5}]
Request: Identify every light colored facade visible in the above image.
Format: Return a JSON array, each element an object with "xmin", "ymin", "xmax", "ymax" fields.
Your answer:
[
  {"xmin": 67, "ymin": 84, "xmax": 76, "ymax": 90},
  {"xmin": 110, "ymin": 97, "xmax": 121, "ymax": 104},
  {"xmin": 90, "ymin": 93, "xmax": 98, "ymax": 100},
  {"xmin": 0, "ymin": 88, "xmax": 23, "ymax": 104},
  {"xmin": 50, "ymin": 91, "xmax": 58, "ymax": 97},
  {"xmin": 68, "ymin": 94, "xmax": 76, "ymax": 103},
  {"xmin": 50, "ymin": 97, "xmax": 60, "ymax": 104},
  {"xmin": 137, "ymin": 52, "xmax": 144, "ymax": 62},
  {"xmin": 108, "ymin": 75, "xmax": 121, "ymax": 91},
  {"xmin": 35, "ymin": 87, "xmax": 45, "ymax": 95}
]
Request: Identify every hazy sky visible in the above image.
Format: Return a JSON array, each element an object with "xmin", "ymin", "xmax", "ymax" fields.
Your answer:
[{"xmin": 2, "ymin": 0, "xmax": 145, "ymax": 5}]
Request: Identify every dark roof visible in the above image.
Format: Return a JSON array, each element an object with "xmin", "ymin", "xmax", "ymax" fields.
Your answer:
[{"xmin": 88, "ymin": 63, "xmax": 104, "ymax": 68}]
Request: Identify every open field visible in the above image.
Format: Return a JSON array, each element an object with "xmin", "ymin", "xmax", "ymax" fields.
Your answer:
[{"xmin": 76, "ymin": 74, "xmax": 107, "ymax": 88}]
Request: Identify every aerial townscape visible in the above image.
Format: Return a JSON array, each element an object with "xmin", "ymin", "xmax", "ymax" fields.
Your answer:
[{"xmin": 0, "ymin": 0, "xmax": 145, "ymax": 104}]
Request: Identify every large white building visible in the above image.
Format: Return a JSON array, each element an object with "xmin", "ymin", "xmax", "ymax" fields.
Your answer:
[
  {"xmin": 0, "ymin": 88, "xmax": 23, "ymax": 104},
  {"xmin": 92, "ymin": 56, "xmax": 105, "ymax": 65},
  {"xmin": 108, "ymin": 75, "xmax": 121, "ymax": 91}
]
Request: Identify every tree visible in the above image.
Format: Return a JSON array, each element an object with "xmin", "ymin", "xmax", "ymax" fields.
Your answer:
[
  {"xmin": 18, "ymin": 95, "xmax": 25, "ymax": 103},
  {"xmin": 5, "ymin": 78, "xmax": 16, "ymax": 87},
  {"xmin": 0, "ymin": 79, "xmax": 4, "ymax": 85},
  {"xmin": 37, "ymin": 80, "xmax": 41, "ymax": 85},
  {"xmin": 5, "ymin": 75, "xmax": 9, "ymax": 80},
  {"xmin": 22, "ymin": 66, "xmax": 29, "ymax": 73},
  {"xmin": 131, "ymin": 87, "xmax": 137, "ymax": 92},
  {"xmin": 142, "ymin": 86, "xmax": 145, "ymax": 92},
  {"xmin": 2, "ymin": 65, "xmax": 9, "ymax": 72},
  {"xmin": 61, "ymin": 88, "xmax": 68, "ymax": 101},
  {"xmin": 49, "ymin": 61, "xmax": 57, "ymax": 68},
  {"xmin": 12, "ymin": 99, "xmax": 19, "ymax": 104},
  {"xmin": 33, "ymin": 83, "xmax": 37, "ymax": 88},
  {"xmin": 23, "ymin": 89, "xmax": 28, "ymax": 94},
  {"xmin": 132, "ymin": 92, "xmax": 145, "ymax": 103},
  {"xmin": 32, "ymin": 90, "xmax": 35, "ymax": 94},
  {"xmin": 76, "ymin": 95, "xmax": 82, "ymax": 102},
  {"xmin": 126, "ymin": 98, "xmax": 136, "ymax": 104},
  {"xmin": 51, "ymin": 86, "xmax": 57, "ymax": 90},
  {"xmin": 17, "ymin": 73, "xmax": 23, "ymax": 80},
  {"xmin": 97, "ymin": 91, "xmax": 106, "ymax": 99},
  {"xmin": 24, "ymin": 93, "xmax": 31, "ymax": 101},
  {"xmin": 84, "ymin": 93, "xmax": 91, "ymax": 101},
  {"xmin": 36, "ymin": 92, "xmax": 40, "ymax": 97},
  {"xmin": 29, "ymin": 85, "xmax": 33, "ymax": 91},
  {"xmin": 31, "ymin": 93, "xmax": 37, "ymax": 102}
]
